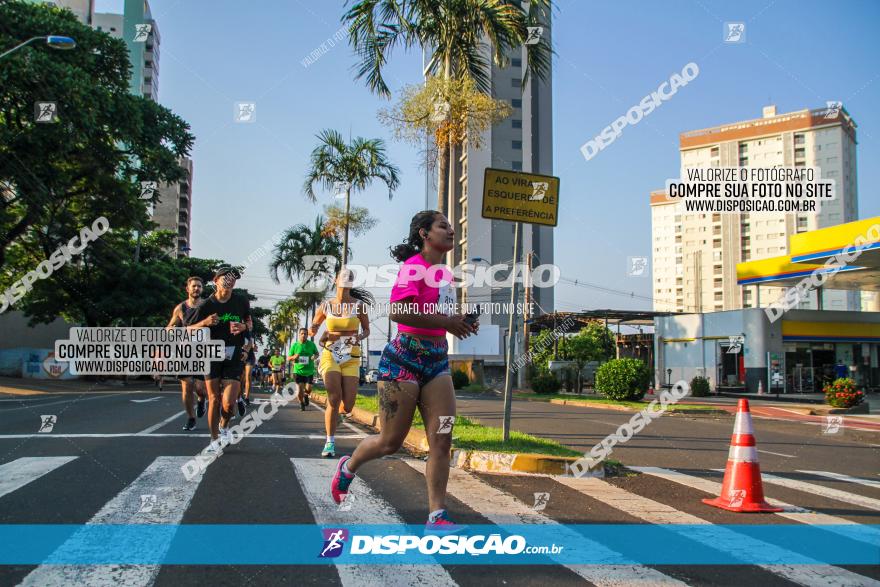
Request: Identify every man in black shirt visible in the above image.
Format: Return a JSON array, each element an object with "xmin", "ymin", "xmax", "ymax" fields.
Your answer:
[
  {"xmin": 191, "ymin": 266, "xmax": 251, "ymax": 453},
  {"xmin": 256, "ymin": 349, "xmax": 271, "ymax": 389},
  {"xmin": 166, "ymin": 276, "xmax": 208, "ymax": 431}
]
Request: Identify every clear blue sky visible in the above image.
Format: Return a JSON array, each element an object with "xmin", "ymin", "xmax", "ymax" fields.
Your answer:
[{"xmin": 96, "ymin": 0, "xmax": 880, "ymax": 325}]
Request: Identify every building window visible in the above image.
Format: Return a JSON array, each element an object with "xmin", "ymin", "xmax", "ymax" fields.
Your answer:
[
  {"xmin": 794, "ymin": 134, "xmax": 805, "ymax": 146},
  {"xmin": 512, "ymin": 140, "xmax": 522, "ymax": 150},
  {"xmin": 512, "ymin": 98, "xmax": 522, "ymax": 108},
  {"xmin": 739, "ymin": 157, "xmax": 749, "ymax": 166},
  {"xmin": 512, "ymin": 119, "xmax": 522, "ymax": 129},
  {"xmin": 511, "ymin": 57, "xmax": 522, "ymax": 67},
  {"xmin": 512, "ymin": 161, "xmax": 522, "ymax": 171},
  {"xmin": 710, "ymin": 146, "xmax": 719, "ymax": 157}
]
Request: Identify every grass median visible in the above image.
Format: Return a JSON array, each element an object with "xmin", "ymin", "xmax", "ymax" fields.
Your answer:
[
  {"xmin": 313, "ymin": 390, "xmax": 582, "ymax": 458},
  {"xmin": 514, "ymin": 392, "xmax": 721, "ymax": 412}
]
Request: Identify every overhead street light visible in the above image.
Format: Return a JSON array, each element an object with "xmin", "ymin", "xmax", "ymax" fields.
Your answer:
[{"xmin": 0, "ymin": 35, "xmax": 76, "ymax": 60}]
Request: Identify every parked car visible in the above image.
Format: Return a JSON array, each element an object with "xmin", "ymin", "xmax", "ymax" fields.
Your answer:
[{"xmin": 365, "ymin": 369, "xmax": 379, "ymax": 384}]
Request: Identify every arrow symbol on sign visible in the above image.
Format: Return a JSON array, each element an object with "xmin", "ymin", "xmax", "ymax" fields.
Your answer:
[{"xmin": 131, "ymin": 397, "xmax": 162, "ymax": 403}]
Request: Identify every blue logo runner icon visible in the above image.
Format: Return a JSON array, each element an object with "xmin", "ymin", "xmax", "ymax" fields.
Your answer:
[{"xmin": 319, "ymin": 528, "xmax": 348, "ymax": 558}]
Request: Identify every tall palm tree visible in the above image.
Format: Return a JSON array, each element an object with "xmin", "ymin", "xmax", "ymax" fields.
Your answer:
[
  {"xmin": 343, "ymin": 0, "xmax": 553, "ymax": 214},
  {"xmin": 303, "ymin": 129, "xmax": 400, "ymax": 265},
  {"xmin": 269, "ymin": 216, "xmax": 343, "ymax": 325}
]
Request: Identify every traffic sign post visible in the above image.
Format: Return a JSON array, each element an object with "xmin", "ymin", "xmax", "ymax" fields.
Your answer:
[
  {"xmin": 482, "ymin": 168, "xmax": 560, "ymax": 442},
  {"xmin": 482, "ymin": 168, "xmax": 560, "ymax": 226}
]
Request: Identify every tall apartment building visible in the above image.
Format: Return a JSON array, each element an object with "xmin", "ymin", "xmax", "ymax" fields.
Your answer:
[
  {"xmin": 39, "ymin": 0, "xmax": 94, "ymax": 24},
  {"xmin": 94, "ymin": 1, "xmax": 192, "ymax": 255},
  {"xmin": 651, "ymin": 105, "xmax": 861, "ymax": 314},
  {"xmin": 430, "ymin": 31, "xmax": 554, "ymax": 360}
]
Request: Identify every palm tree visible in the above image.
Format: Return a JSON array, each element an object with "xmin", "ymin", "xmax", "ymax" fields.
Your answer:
[
  {"xmin": 343, "ymin": 0, "xmax": 553, "ymax": 215},
  {"xmin": 303, "ymin": 129, "xmax": 400, "ymax": 265},
  {"xmin": 269, "ymin": 216, "xmax": 343, "ymax": 325}
]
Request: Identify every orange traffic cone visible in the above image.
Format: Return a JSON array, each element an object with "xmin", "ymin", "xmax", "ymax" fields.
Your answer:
[{"xmin": 702, "ymin": 399, "xmax": 782, "ymax": 512}]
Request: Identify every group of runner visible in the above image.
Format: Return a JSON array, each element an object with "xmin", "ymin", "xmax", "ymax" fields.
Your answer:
[
  {"xmin": 165, "ymin": 210, "xmax": 477, "ymax": 531},
  {"xmin": 165, "ymin": 268, "xmax": 320, "ymax": 442}
]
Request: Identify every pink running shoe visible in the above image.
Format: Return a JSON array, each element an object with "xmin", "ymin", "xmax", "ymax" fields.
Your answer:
[
  {"xmin": 331, "ymin": 455, "xmax": 354, "ymax": 504},
  {"xmin": 424, "ymin": 510, "xmax": 468, "ymax": 535}
]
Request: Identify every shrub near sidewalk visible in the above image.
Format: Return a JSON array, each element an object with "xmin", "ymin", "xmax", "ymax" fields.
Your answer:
[
  {"xmin": 824, "ymin": 377, "xmax": 864, "ymax": 408},
  {"xmin": 690, "ymin": 376, "xmax": 711, "ymax": 397},
  {"xmin": 452, "ymin": 370, "xmax": 469, "ymax": 390},
  {"xmin": 530, "ymin": 371, "xmax": 561, "ymax": 394},
  {"xmin": 595, "ymin": 358, "xmax": 650, "ymax": 401}
]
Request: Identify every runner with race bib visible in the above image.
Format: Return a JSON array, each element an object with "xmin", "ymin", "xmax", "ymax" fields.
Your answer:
[{"xmin": 309, "ymin": 268, "xmax": 372, "ymax": 458}]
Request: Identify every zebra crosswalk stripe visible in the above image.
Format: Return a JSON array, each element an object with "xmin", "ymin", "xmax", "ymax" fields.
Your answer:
[
  {"xmin": 795, "ymin": 470, "xmax": 880, "ymax": 491},
  {"xmin": 631, "ymin": 466, "xmax": 880, "ymax": 547},
  {"xmin": 403, "ymin": 459, "xmax": 687, "ymax": 586},
  {"xmin": 0, "ymin": 457, "xmax": 77, "ymax": 499},
  {"xmin": 742, "ymin": 471, "xmax": 880, "ymax": 512},
  {"xmin": 557, "ymin": 476, "xmax": 878, "ymax": 587},
  {"xmin": 290, "ymin": 458, "xmax": 458, "ymax": 587},
  {"xmin": 18, "ymin": 456, "xmax": 204, "ymax": 587}
]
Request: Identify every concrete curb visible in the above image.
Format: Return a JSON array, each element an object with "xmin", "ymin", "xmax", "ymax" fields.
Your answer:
[
  {"xmin": 308, "ymin": 391, "xmax": 599, "ymax": 477},
  {"xmin": 534, "ymin": 396, "xmax": 729, "ymax": 416}
]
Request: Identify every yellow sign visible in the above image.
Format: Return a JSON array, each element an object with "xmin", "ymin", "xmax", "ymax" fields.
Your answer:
[{"xmin": 481, "ymin": 168, "xmax": 560, "ymax": 227}]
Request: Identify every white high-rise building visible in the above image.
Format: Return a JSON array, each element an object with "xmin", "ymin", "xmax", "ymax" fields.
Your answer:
[{"xmin": 651, "ymin": 105, "xmax": 860, "ymax": 314}]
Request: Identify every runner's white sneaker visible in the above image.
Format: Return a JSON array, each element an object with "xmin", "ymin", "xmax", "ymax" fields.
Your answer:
[
  {"xmin": 205, "ymin": 440, "xmax": 223, "ymax": 455},
  {"xmin": 219, "ymin": 427, "xmax": 230, "ymax": 446}
]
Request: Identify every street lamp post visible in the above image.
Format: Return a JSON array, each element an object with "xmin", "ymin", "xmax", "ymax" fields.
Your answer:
[{"xmin": 0, "ymin": 36, "xmax": 76, "ymax": 60}]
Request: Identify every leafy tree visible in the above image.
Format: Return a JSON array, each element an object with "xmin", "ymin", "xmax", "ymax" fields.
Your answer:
[
  {"xmin": 303, "ymin": 129, "xmax": 400, "ymax": 265},
  {"xmin": 321, "ymin": 204, "xmax": 378, "ymax": 240},
  {"xmin": 0, "ymin": 0, "xmax": 194, "ymax": 273},
  {"xmin": 566, "ymin": 322, "xmax": 614, "ymax": 390},
  {"xmin": 378, "ymin": 76, "xmax": 511, "ymax": 171},
  {"xmin": 16, "ymin": 228, "xmax": 267, "ymax": 331},
  {"xmin": 268, "ymin": 296, "xmax": 309, "ymax": 350},
  {"xmin": 270, "ymin": 217, "xmax": 343, "ymax": 325},
  {"xmin": 343, "ymin": 0, "xmax": 553, "ymax": 214}
]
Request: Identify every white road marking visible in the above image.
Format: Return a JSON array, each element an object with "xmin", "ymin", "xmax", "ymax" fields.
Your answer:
[
  {"xmin": 761, "ymin": 472, "xmax": 880, "ymax": 512},
  {"xmin": 0, "ymin": 457, "xmax": 77, "ymax": 499},
  {"xmin": 404, "ymin": 459, "xmax": 686, "ymax": 586},
  {"xmin": 797, "ymin": 470, "xmax": 880, "ymax": 490},
  {"xmin": 130, "ymin": 397, "xmax": 162, "ymax": 403},
  {"xmin": 0, "ymin": 393, "xmax": 130, "ymax": 412},
  {"xmin": 136, "ymin": 410, "xmax": 186, "ymax": 435},
  {"xmin": 757, "ymin": 450, "xmax": 796, "ymax": 458},
  {"xmin": 558, "ymin": 475, "xmax": 877, "ymax": 587},
  {"xmin": 631, "ymin": 467, "xmax": 880, "ymax": 547},
  {"xmin": 18, "ymin": 456, "xmax": 203, "ymax": 586},
  {"xmin": 291, "ymin": 458, "xmax": 457, "ymax": 587},
  {"xmin": 0, "ymin": 433, "xmax": 364, "ymax": 439}
]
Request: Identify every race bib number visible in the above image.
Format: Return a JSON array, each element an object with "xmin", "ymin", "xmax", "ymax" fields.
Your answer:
[
  {"xmin": 437, "ymin": 282, "xmax": 457, "ymax": 316},
  {"xmin": 329, "ymin": 340, "xmax": 352, "ymax": 365},
  {"xmin": 224, "ymin": 346, "xmax": 236, "ymax": 361},
  {"xmin": 297, "ymin": 356, "xmax": 309, "ymax": 365}
]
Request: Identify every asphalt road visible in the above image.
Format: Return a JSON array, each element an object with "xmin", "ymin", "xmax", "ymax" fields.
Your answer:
[{"xmin": 0, "ymin": 382, "xmax": 878, "ymax": 586}]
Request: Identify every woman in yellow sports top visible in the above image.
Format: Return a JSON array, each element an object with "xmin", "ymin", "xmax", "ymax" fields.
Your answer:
[{"xmin": 309, "ymin": 269, "xmax": 373, "ymax": 458}]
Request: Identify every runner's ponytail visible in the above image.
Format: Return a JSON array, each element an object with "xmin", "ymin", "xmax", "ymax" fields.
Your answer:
[{"xmin": 390, "ymin": 210, "xmax": 440, "ymax": 262}]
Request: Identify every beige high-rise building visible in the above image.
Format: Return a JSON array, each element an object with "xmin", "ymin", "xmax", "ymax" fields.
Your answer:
[{"xmin": 651, "ymin": 105, "xmax": 860, "ymax": 314}]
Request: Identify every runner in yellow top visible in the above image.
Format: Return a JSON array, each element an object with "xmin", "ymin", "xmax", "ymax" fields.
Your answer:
[
  {"xmin": 309, "ymin": 268, "xmax": 372, "ymax": 458},
  {"xmin": 268, "ymin": 348, "xmax": 285, "ymax": 394}
]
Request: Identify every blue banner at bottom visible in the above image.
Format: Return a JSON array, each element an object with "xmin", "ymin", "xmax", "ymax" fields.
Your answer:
[{"xmin": 0, "ymin": 524, "xmax": 877, "ymax": 565}]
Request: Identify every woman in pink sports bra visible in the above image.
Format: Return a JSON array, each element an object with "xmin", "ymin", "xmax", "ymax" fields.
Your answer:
[{"xmin": 329, "ymin": 210, "xmax": 478, "ymax": 533}]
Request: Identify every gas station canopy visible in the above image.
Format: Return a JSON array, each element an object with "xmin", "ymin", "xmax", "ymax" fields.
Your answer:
[{"xmin": 737, "ymin": 217, "xmax": 880, "ymax": 291}]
